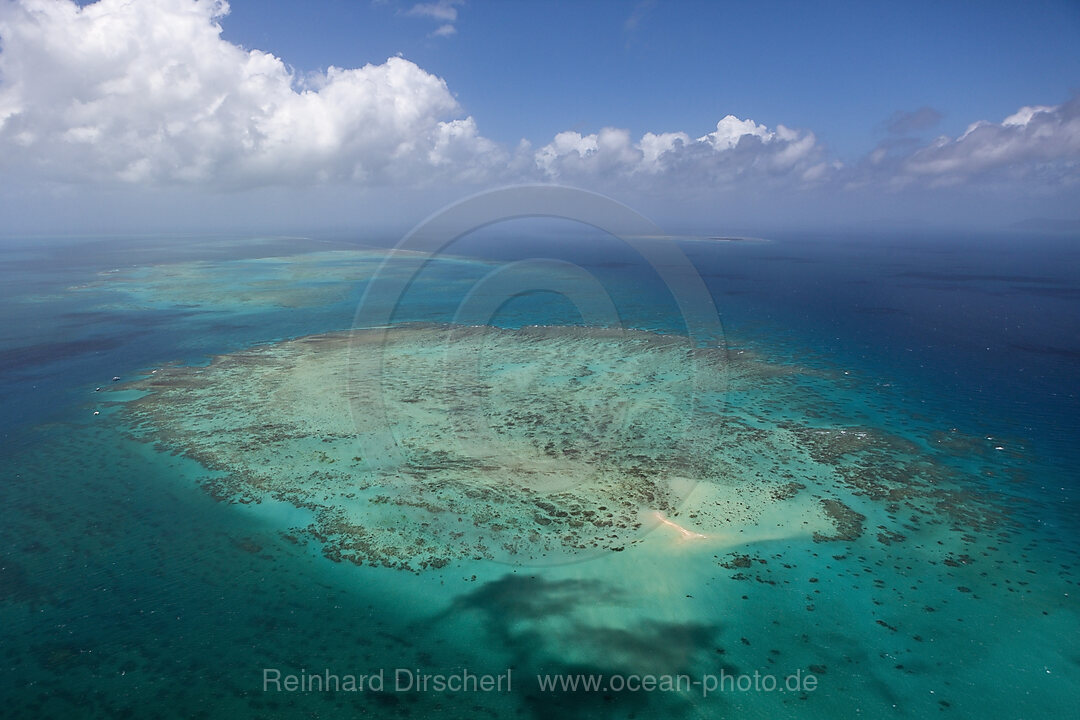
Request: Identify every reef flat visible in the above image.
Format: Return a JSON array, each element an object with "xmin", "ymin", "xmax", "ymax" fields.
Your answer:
[{"xmin": 114, "ymin": 323, "xmax": 1015, "ymax": 574}]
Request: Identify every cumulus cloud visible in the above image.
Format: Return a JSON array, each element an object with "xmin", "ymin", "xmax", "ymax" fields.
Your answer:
[
  {"xmin": 535, "ymin": 128, "xmax": 644, "ymax": 180},
  {"xmin": 639, "ymin": 132, "xmax": 690, "ymax": 170},
  {"xmin": 0, "ymin": 0, "xmax": 494, "ymax": 187},
  {"xmin": 900, "ymin": 98, "xmax": 1080, "ymax": 184},
  {"xmin": 699, "ymin": 115, "xmax": 775, "ymax": 150},
  {"xmin": 0, "ymin": 0, "xmax": 833, "ymax": 197},
  {"xmin": 534, "ymin": 115, "xmax": 828, "ymax": 188}
]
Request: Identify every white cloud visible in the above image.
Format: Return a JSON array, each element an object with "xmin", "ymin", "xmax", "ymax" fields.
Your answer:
[
  {"xmin": 959, "ymin": 120, "xmax": 989, "ymax": 140},
  {"xmin": 0, "ymin": 0, "xmax": 489, "ymax": 187},
  {"xmin": 535, "ymin": 131, "xmax": 598, "ymax": 175},
  {"xmin": 407, "ymin": 0, "xmax": 461, "ymax": 22},
  {"xmin": 535, "ymin": 115, "xmax": 827, "ymax": 188},
  {"xmin": 639, "ymin": 132, "xmax": 689, "ymax": 170},
  {"xmin": 1002, "ymin": 105, "xmax": 1055, "ymax": 127},
  {"xmin": 801, "ymin": 161, "xmax": 836, "ymax": 182},
  {"xmin": 902, "ymin": 98, "xmax": 1080, "ymax": 181},
  {"xmin": 698, "ymin": 115, "xmax": 774, "ymax": 150},
  {"xmin": 426, "ymin": 116, "xmax": 507, "ymax": 183},
  {"xmin": 0, "ymin": 0, "xmax": 829, "ymax": 197},
  {"xmin": 407, "ymin": 0, "xmax": 462, "ymax": 37},
  {"xmin": 770, "ymin": 130, "xmax": 817, "ymax": 170}
]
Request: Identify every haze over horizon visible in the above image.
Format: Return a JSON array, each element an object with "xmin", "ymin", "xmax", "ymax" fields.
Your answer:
[{"xmin": 1, "ymin": 0, "xmax": 1078, "ymax": 237}]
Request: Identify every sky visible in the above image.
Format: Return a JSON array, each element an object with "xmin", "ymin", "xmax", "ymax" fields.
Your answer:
[{"xmin": 0, "ymin": 0, "xmax": 1078, "ymax": 237}]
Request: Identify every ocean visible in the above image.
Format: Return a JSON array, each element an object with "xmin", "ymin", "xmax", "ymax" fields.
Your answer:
[{"xmin": 1, "ymin": 225, "xmax": 1077, "ymax": 718}]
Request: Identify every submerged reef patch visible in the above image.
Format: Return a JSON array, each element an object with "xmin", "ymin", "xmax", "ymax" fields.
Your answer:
[
  {"xmin": 813, "ymin": 499, "xmax": 866, "ymax": 542},
  {"xmin": 114, "ymin": 323, "xmax": 1014, "ymax": 571}
]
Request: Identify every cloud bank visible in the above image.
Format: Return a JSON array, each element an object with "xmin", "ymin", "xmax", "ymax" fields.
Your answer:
[
  {"xmin": 0, "ymin": 0, "xmax": 1077, "ymax": 230},
  {"xmin": 901, "ymin": 100, "xmax": 1080, "ymax": 185},
  {"xmin": 0, "ymin": 0, "xmax": 500, "ymax": 187},
  {"xmin": 533, "ymin": 117, "xmax": 828, "ymax": 190},
  {"xmin": 0, "ymin": 0, "xmax": 832, "ymax": 192}
]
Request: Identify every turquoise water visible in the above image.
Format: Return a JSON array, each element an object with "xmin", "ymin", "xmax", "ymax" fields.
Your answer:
[{"xmin": 1, "ymin": 229, "xmax": 1077, "ymax": 718}]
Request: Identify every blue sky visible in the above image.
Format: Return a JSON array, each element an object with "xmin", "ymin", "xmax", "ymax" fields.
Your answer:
[
  {"xmin": 1, "ymin": 0, "xmax": 1078, "ymax": 235},
  {"xmin": 220, "ymin": 0, "xmax": 1080, "ymax": 160}
]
